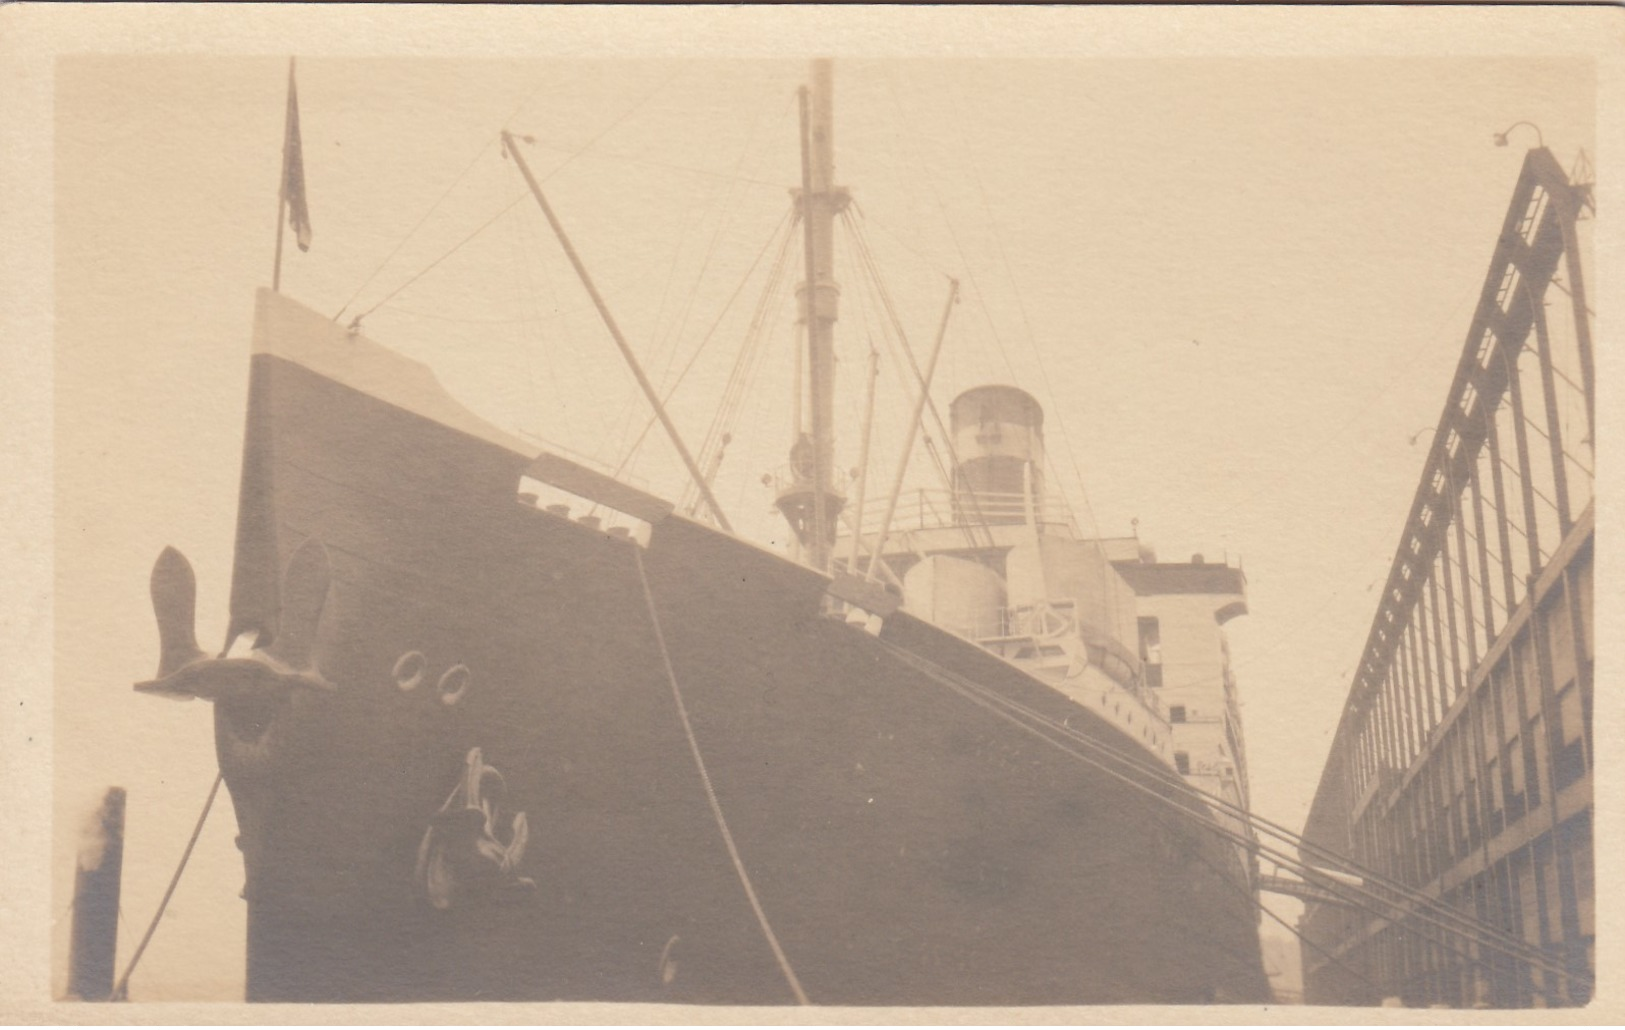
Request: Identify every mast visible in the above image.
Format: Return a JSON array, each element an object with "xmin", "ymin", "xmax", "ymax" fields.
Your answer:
[
  {"xmin": 866, "ymin": 279, "xmax": 958, "ymax": 582},
  {"xmin": 845, "ymin": 344, "xmax": 879, "ymax": 571},
  {"xmin": 502, "ymin": 131, "xmax": 733, "ymax": 534},
  {"xmin": 781, "ymin": 59, "xmax": 848, "ymax": 572}
]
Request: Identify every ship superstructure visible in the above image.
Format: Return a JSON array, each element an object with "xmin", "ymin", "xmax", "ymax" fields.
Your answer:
[{"xmin": 835, "ymin": 384, "xmax": 1261, "ymax": 891}]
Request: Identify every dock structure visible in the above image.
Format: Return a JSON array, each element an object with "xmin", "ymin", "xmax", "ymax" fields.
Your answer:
[{"xmin": 1297, "ymin": 147, "xmax": 1594, "ymax": 1007}]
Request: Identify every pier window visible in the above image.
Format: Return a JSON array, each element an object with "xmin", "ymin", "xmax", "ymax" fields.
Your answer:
[
  {"xmin": 1174, "ymin": 751, "xmax": 1191, "ymax": 775},
  {"xmin": 1138, "ymin": 617, "xmax": 1163, "ymax": 686},
  {"xmin": 1569, "ymin": 813, "xmax": 1595, "ymax": 956},
  {"xmin": 1525, "ymin": 714, "xmax": 1545, "ymax": 810},
  {"xmin": 1169, "ymin": 705, "xmax": 1187, "ymax": 723},
  {"xmin": 1555, "ymin": 682, "xmax": 1586, "ymax": 789},
  {"xmin": 1486, "ymin": 755, "xmax": 1504, "ymax": 834},
  {"xmin": 1544, "ymin": 593, "xmax": 1577, "ymax": 687},
  {"xmin": 1504, "ymin": 732, "xmax": 1525, "ymax": 821}
]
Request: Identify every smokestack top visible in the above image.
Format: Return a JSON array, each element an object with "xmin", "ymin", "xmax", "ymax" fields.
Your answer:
[{"xmin": 949, "ymin": 385, "xmax": 1045, "ymax": 434}]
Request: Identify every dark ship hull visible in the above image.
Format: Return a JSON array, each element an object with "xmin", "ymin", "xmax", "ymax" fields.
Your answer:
[{"xmin": 155, "ymin": 290, "xmax": 1269, "ymax": 1005}]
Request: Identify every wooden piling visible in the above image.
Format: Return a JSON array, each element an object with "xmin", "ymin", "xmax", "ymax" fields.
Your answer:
[{"xmin": 67, "ymin": 787, "xmax": 126, "ymax": 1001}]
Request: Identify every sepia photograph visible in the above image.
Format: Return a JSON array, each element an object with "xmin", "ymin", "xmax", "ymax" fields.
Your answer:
[{"xmin": 2, "ymin": 3, "xmax": 1617, "ymax": 1021}]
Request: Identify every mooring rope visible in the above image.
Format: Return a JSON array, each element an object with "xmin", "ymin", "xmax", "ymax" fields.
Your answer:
[
  {"xmin": 110, "ymin": 771, "xmax": 224, "ymax": 1001},
  {"xmin": 876, "ymin": 637, "xmax": 1587, "ymax": 991},
  {"xmin": 630, "ymin": 547, "xmax": 810, "ymax": 1005}
]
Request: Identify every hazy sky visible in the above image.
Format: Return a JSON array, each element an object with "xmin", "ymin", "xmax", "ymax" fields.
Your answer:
[{"xmin": 40, "ymin": 34, "xmax": 1598, "ymax": 1004}]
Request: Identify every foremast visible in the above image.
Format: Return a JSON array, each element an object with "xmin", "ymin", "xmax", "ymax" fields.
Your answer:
[{"xmin": 777, "ymin": 59, "xmax": 850, "ymax": 572}]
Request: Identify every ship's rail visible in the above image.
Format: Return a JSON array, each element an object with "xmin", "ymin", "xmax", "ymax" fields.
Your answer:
[
  {"xmin": 942, "ymin": 598, "xmax": 1078, "ymax": 644},
  {"xmin": 827, "ymin": 590, "xmax": 1173, "ymax": 764},
  {"xmin": 515, "ymin": 429, "xmax": 654, "ymax": 492},
  {"xmin": 844, "ymin": 488, "xmax": 1079, "ymax": 538},
  {"xmin": 1189, "ymin": 758, "xmax": 1239, "ymax": 779},
  {"xmin": 988, "ymin": 634, "xmax": 1172, "ymax": 759},
  {"xmin": 963, "ymin": 598, "xmax": 1161, "ymax": 712}
]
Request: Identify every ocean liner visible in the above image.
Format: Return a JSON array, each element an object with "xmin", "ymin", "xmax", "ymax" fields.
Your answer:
[{"xmin": 133, "ymin": 60, "xmax": 1271, "ymax": 1005}]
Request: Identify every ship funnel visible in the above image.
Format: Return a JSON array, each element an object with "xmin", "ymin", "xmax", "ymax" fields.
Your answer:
[{"xmin": 949, "ymin": 385, "xmax": 1045, "ymax": 525}]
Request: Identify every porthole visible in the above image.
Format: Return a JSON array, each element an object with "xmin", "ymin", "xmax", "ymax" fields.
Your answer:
[
  {"xmin": 392, "ymin": 651, "xmax": 426, "ymax": 692},
  {"xmin": 438, "ymin": 664, "xmax": 472, "ymax": 707}
]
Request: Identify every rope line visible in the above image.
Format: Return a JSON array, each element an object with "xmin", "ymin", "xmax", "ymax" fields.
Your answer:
[
  {"xmin": 332, "ymin": 137, "xmax": 498, "ymax": 324},
  {"xmin": 939, "ymin": 655, "xmax": 1566, "ymax": 993},
  {"xmin": 631, "ymin": 548, "xmax": 810, "ymax": 1005},
  {"xmin": 1252, "ymin": 884, "xmax": 1386, "ymax": 1001},
  {"xmin": 1173, "ymin": 812, "xmax": 1387, "ymax": 1001},
  {"xmin": 352, "ymin": 71, "xmax": 681, "ymax": 328},
  {"xmin": 953, "ymin": 661, "xmax": 1579, "ymax": 986},
  {"xmin": 517, "ymin": 141, "xmax": 788, "ymax": 191},
  {"xmin": 617, "ymin": 209, "xmax": 796, "ymax": 495},
  {"xmin": 875, "ymin": 636, "xmax": 1587, "ymax": 989},
  {"xmin": 842, "ymin": 212, "xmax": 991, "ymax": 551},
  {"xmin": 936, "ymin": 70, "xmax": 1111, "ymax": 558},
  {"xmin": 111, "ymin": 772, "xmax": 224, "ymax": 1001},
  {"xmin": 644, "ymin": 87, "xmax": 797, "ymax": 401},
  {"xmin": 675, "ymin": 214, "xmax": 800, "ymax": 514},
  {"xmin": 353, "ymin": 192, "xmax": 529, "ymax": 324}
]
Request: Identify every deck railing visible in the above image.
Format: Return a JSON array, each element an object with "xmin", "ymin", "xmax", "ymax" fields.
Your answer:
[{"xmin": 845, "ymin": 488, "xmax": 1079, "ymax": 537}]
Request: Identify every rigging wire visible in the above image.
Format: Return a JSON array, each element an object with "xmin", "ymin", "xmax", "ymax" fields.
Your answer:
[
  {"xmin": 350, "ymin": 192, "xmax": 530, "ymax": 326},
  {"xmin": 676, "ymin": 215, "xmax": 800, "ymax": 516},
  {"xmin": 503, "ymin": 191, "xmax": 545, "ymax": 438},
  {"xmin": 614, "ymin": 86, "xmax": 797, "ymax": 472},
  {"xmin": 832, "ymin": 213, "xmax": 894, "ymax": 536},
  {"xmin": 836, "ymin": 225, "xmax": 886, "ymax": 570},
  {"xmin": 842, "ymin": 190, "xmax": 1006, "ymax": 546},
  {"xmin": 1146, "ymin": 569, "xmax": 1393, "ymax": 695},
  {"xmin": 858, "ymin": 221, "xmax": 1000, "ymax": 550},
  {"xmin": 637, "ymin": 201, "xmax": 718, "ymax": 410},
  {"xmin": 514, "ymin": 196, "xmax": 570, "ymax": 440},
  {"xmin": 518, "ymin": 141, "xmax": 788, "ymax": 191},
  {"xmin": 936, "ymin": 69, "xmax": 1109, "ymax": 551},
  {"xmin": 837, "ymin": 218, "xmax": 966, "ymax": 550},
  {"xmin": 841, "ymin": 223, "xmax": 966, "ymax": 548},
  {"xmin": 611, "ymin": 210, "xmax": 795, "ymax": 486},
  {"xmin": 332, "ymin": 137, "xmax": 498, "ymax": 324},
  {"xmin": 603, "ymin": 180, "xmax": 729, "ymax": 467},
  {"xmin": 520, "ymin": 67, "xmax": 684, "ymax": 188},
  {"xmin": 351, "ymin": 69, "xmax": 680, "ymax": 328},
  {"xmin": 1197, "ymin": 274, "xmax": 1483, "ymax": 530},
  {"xmin": 880, "ymin": 70, "xmax": 1023, "ymax": 391},
  {"xmin": 842, "ymin": 212, "xmax": 992, "ymax": 550},
  {"xmin": 845, "ymin": 197, "xmax": 958, "ymax": 279},
  {"xmin": 500, "ymin": 61, "xmax": 680, "ymax": 141},
  {"xmin": 369, "ymin": 305, "xmax": 543, "ymax": 327}
]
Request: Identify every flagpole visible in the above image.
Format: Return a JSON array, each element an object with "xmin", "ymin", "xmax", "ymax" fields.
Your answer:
[{"xmin": 272, "ymin": 57, "xmax": 294, "ymax": 292}]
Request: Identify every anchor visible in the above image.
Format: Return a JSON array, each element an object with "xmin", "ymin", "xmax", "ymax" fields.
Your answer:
[
  {"xmin": 135, "ymin": 539, "xmax": 335, "ymax": 702},
  {"xmin": 415, "ymin": 747, "xmax": 535, "ymax": 910}
]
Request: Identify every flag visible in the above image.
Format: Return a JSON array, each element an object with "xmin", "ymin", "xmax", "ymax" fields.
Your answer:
[{"xmin": 281, "ymin": 60, "xmax": 312, "ymax": 252}]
